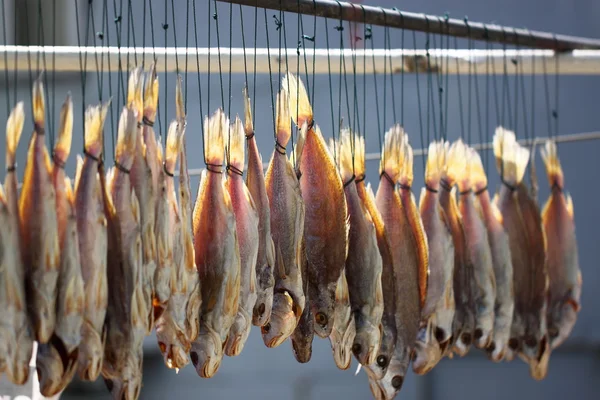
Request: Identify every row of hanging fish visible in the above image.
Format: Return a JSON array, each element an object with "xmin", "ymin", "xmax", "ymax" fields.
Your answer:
[{"xmin": 0, "ymin": 67, "xmax": 582, "ymax": 400}]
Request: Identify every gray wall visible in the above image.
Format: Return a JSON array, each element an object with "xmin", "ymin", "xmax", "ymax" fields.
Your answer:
[{"xmin": 1, "ymin": 0, "xmax": 599, "ymax": 399}]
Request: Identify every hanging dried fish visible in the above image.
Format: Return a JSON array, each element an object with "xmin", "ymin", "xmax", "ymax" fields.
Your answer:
[
  {"xmin": 290, "ymin": 236, "xmax": 313, "ymax": 363},
  {"xmin": 0, "ymin": 102, "xmax": 33, "ymax": 385},
  {"xmin": 19, "ymin": 76, "xmax": 60, "ymax": 344},
  {"xmin": 243, "ymin": 87, "xmax": 276, "ymax": 328},
  {"xmin": 75, "ymin": 102, "xmax": 109, "ymax": 381},
  {"xmin": 285, "ymin": 73, "xmax": 348, "ymax": 338},
  {"xmin": 191, "ymin": 109, "xmax": 241, "ymax": 378},
  {"xmin": 328, "ymin": 271, "xmax": 356, "ymax": 371},
  {"xmin": 262, "ymin": 88, "xmax": 305, "ymax": 348}
]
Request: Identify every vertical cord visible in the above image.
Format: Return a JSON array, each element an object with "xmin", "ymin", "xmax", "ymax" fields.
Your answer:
[
  {"xmin": 148, "ymin": 0, "xmax": 161, "ymax": 137},
  {"xmin": 1, "ymin": 0, "xmax": 10, "ymax": 117},
  {"xmin": 184, "ymin": 0, "xmax": 190, "ymax": 111},
  {"xmin": 163, "ymin": 0, "xmax": 171, "ymax": 144},
  {"xmin": 212, "ymin": 0, "xmax": 224, "ymax": 112},
  {"xmin": 325, "ymin": 18, "xmax": 337, "ymax": 151},
  {"xmin": 264, "ymin": 8, "xmax": 276, "ymax": 141},
  {"xmin": 226, "ymin": 2, "xmax": 233, "ymax": 167},
  {"xmin": 466, "ymin": 18, "xmax": 473, "ymax": 146},
  {"xmin": 413, "ymin": 30, "xmax": 426, "ymax": 172},
  {"xmin": 252, "ymin": 2, "xmax": 258, "ymax": 124},
  {"xmin": 192, "ymin": 0, "xmax": 207, "ymax": 165},
  {"xmin": 385, "ymin": 20, "xmax": 397, "ymax": 123},
  {"xmin": 454, "ymin": 36, "xmax": 465, "ymax": 141},
  {"xmin": 554, "ymin": 40, "xmax": 560, "ymax": 139}
]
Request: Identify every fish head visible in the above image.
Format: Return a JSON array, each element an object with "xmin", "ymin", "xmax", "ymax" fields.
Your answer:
[
  {"xmin": 261, "ymin": 291, "xmax": 296, "ymax": 348},
  {"xmin": 158, "ymin": 341, "xmax": 190, "ymax": 371},
  {"xmin": 485, "ymin": 339, "xmax": 507, "ymax": 363},
  {"xmin": 352, "ymin": 316, "xmax": 381, "ymax": 366},
  {"xmin": 291, "ymin": 332, "xmax": 314, "ymax": 364},
  {"xmin": 311, "ymin": 288, "xmax": 336, "ymax": 338},
  {"xmin": 547, "ymin": 301, "xmax": 578, "ymax": 350},
  {"xmin": 77, "ymin": 326, "xmax": 104, "ymax": 381},
  {"xmin": 329, "ymin": 314, "xmax": 356, "ymax": 370},
  {"xmin": 253, "ymin": 289, "xmax": 274, "ymax": 327},
  {"xmin": 527, "ymin": 336, "xmax": 551, "ymax": 381},
  {"xmin": 104, "ymin": 375, "xmax": 142, "ymax": 400},
  {"xmin": 190, "ymin": 329, "xmax": 223, "ymax": 378},
  {"xmin": 412, "ymin": 338, "xmax": 443, "ymax": 375},
  {"xmin": 372, "ymin": 347, "xmax": 410, "ymax": 400},
  {"xmin": 520, "ymin": 323, "xmax": 549, "ymax": 366},
  {"xmin": 36, "ymin": 342, "xmax": 68, "ymax": 397},
  {"xmin": 7, "ymin": 329, "xmax": 33, "ymax": 385}
]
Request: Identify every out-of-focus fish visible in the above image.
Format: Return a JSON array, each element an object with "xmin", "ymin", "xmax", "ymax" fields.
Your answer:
[
  {"xmin": 243, "ymin": 87, "xmax": 276, "ymax": 327},
  {"xmin": 285, "ymin": 73, "xmax": 348, "ymax": 338},
  {"xmin": 418, "ymin": 141, "xmax": 454, "ymax": 345},
  {"xmin": 358, "ymin": 182, "xmax": 396, "ymax": 380},
  {"xmin": 262, "ymin": 88, "xmax": 305, "ymax": 348},
  {"xmin": 375, "ymin": 125, "xmax": 420, "ymax": 392},
  {"xmin": 130, "ymin": 64, "xmax": 158, "ymax": 334},
  {"xmin": 37, "ymin": 96, "xmax": 85, "ymax": 397},
  {"xmin": 412, "ymin": 324, "xmax": 444, "ymax": 375},
  {"xmin": 191, "ymin": 109, "xmax": 241, "ymax": 378},
  {"xmin": 19, "ymin": 76, "xmax": 60, "ymax": 344},
  {"xmin": 440, "ymin": 140, "xmax": 475, "ymax": 356},
  {"xmin": 367, "ymin": 339, "xmax": 413, "ymax": 400},
  {"xmin": 329, "ymin": 272, "xmax": 356, "ymax": 370},
  {"xmin": 470, "ymin": 148, "xmax": 514, "ymax": 362},
  {"xmin": 224, "ymin": 117, "xmax": 259, "ymax": 357},
  {"xmin": 540, "ymin": 140, "xmax": 581, "ymax": 350},
  {"xmin": 155, "ymin": 118, "xmax": 187, "ymax": 370},
  {"xmin": 290, "ymin": 237, "xmax": 313, "ymax": 363},
  {"xmin": 101, "ymin": 101, "xmax": 145, "ymax": 399},
  {"xmin": 329, "ymin": 129, "xmax": 383, "ymax": 367},
  {"xmin": 75, "ymin": 102, "xmax": 109, "ymax": 381},
  {"xmin": 1, "ymin": 103, "xmax": 33, "ymax": 385},
  {"xmin": 449, "ymin": 141, "xmax": 496, "ymax": 349}
]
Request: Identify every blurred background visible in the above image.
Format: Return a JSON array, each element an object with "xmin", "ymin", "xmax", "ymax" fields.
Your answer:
[{"xmin": 0, "ymin": 0, "xmax": 599, "ymax": 399}]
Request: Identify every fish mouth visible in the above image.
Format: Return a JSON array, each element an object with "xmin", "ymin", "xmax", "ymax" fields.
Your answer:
[
  {"xmin": 291, "ymin": 340, "xmax": 312, "ymax": 363},
  {"xmin": 474, "ymin": 329, "xmax": 492, "ymax": 349},
  {"xmin": 7, "ymin": 363, "xmax": 30, "ymax": 385},
  {"xmin": 78, "ymin": 357, "xmax": 102, "ymax": 381},
  {"xmin": 226, "ymin": 336, "xmax": 243, "ymax": 356},
  {"xmin": 252, "ymin": 301, "xmax": 270, "ymax": 326},
  {"xmin": 266, "ymin": 334, "xmax": 285, "ymax": 348},
  {"xmin": 200, "ymin": 357, "xmax": 222, "ymax": 378}
]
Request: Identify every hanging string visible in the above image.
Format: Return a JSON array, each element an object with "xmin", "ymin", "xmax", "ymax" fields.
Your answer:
[
  {"xmin": 361, "ymin": 6, "xmax": 368, "ymax": 145},
  {"xmin": 103, "ymin": 0, "xmax": 116, "ymax": 159},
  {"xmin": 426, "ymin": 19, "xmax": 439, "ymax": 143},
  {"xmin": 382, "ymin": 11, "xmax": 388, "ymax": 132},
  {"xmin": 500, "ymin": 29, "xmax": 514, "ymax": 130},
  {"xmin": 163, "ymin": 0, "xmax": 172, "ymax": 145},
  {"xmin": 226, "ymin": 2, "xmax": 234, "ymax": 169},
  {"xmin": 400, "ymin": 12, "xmax": 405, "ymax": 127},
  {"xmin": 442, "ymin": 15, "xmax": 450, "ymax": 140},
  {"xmin": 127, "ymin": 0, "xmax": 138, "ymax": 66},
  {"xmin": 413, "ymin": 30, "xmax": 426, "ymax": 172},
  {"xmin": 424, "ymin": 18, "xmax": 432, "ymax": 144},
  {"xmin": 472, "ymin": 30, "xmax": 485, "ymax": 167},
  {"xmin": 11, "ymin": 1, "xmax": 18, "ymax": 108},
  {"xmin": 240, "ymin": 5, "xmax": 249, "ymax": 89},
  {"xmin": 252, "ymin": 3, "xmax": 258, "ymax": 124},
  {"xmin": 310, "ymin": 0, "xmax": 317, "ymax": 106},
  {"xmin": 264, "ymin": 8, "xmax": 276, "ymax": 141},
  {"xmin": 192, "ymin": 0, "xmax": 207, "ymax": 165},
  {"xmin": 336, "ymin": 7, "xmax": 345, "ymax": 165},
  {"xmin": 385, "ymin": 14, "xmax": 397, "ymax": 123},
  {"xmin": 112, "ymin": 0, "xmax": 125, "ymax": 114},
  {"xmin": 466, "ymin": 18, "xmax": 473, "ymax": 146},
  {"xmin": 542, "ymin": 39, "xmax": 553, "ymax": 140},
  {"xmin": 325, "ymin": 17, "xmax": 337, "ymax": 157},
  {"xmin": 517, "ymin": 38, "xmax": 530, "ymax": 145},
  {"xmin": 184, "ymin": 0, "xmax": 190, "ymax": 111},
  {"xmin": 366, "ymin": 20, "xmax": 383, "ymax": 166},
  {"xmin": 21, "ymin": 0, "xmax": 34, "ymax": 119},
  {"xmin": 1, "ymin": 0, "xmax": 10, "ymax": 117},
  {"xmin": 51, "ymin": 0, "xmax": 57, "ymax": 148},
  {"xmin": 206, "ymin": 0, "xmax": 212, "ymax": 120},
  {"xmin": 148, "ymin": 0, "xmax": 161, "ymax": 137},
  {"xmin": 554, "ymin": 38, "xmax": 560, "ymax": 140},
  {"xmin": 279, "ymin": 1, "xmax": 295, "ymax": 164},
  {"xmin": 74, "ymin": 0, "xmax": 89, "ymax": 148},
  {"xmin": 530, "ymin": 30, "xmax": 536, "ymax": 142},
  {"xmin": 454, "ymin": 35, "xmax": 466, "ymax": 141},
  {"xmin": 513, "ymin": 30, "xmax": 520, "ymax": 141}
]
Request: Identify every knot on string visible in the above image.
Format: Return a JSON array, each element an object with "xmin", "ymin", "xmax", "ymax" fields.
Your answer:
[
  {"xmin": 500, "ymin": 177, "xmax": 517, "ymax": 192},
  {"xmin": 444, "ymin": 12, "xmax": 450, "ymax": 22},
  {"xmin": 114, "ymin": 161, "xmax": 130, "ymax": 174},
  {"xmin": 137, "ymin": 121, "xmax": 143, "ymax": 129},
  {"xmin": 399, "ymin": 182, "xmax": 411, "ymax": 191},
  {"xmin": 334, "ymin": 25, "xmax": 344, "ymax": 32},
  {"xmin": 114, "ymin": 16, "xmax": 121, "ymax": 23},
  {"xmin": 343, "ymin": 175, "xmax": 356, "ymax": 188},
  {"xmin": 272, "ymin": 15, "xmax": 282, "ymax": 30},
  {"xmin": 206, "ymin": 163, "xmax": 223, "ymax": 174},
  {"xmin": 213, "ymin": 12, "xmax": 218, "ymax": 21},
  {"xmin": 245, "ymin": 132, "xmax": 255, "ymax": 140},
  {"xmin": 474, "ymin": 185, "xmax": 488, "ymax": 196},
  {"xmin": 364, "ymin": 26, "xmax": 372, "ymax": 40},
  {"xmin": 511, "ymin": 58, "xmax": 518, "ymax": 66},
  {"xmin": 425, "ymin": 184, "xmax": 438, "ymax": 193},
  {"xmin": 459, "ymin": 188, "xmax": 472, "ymax": 196},
  {"xmin": 226, "ymin": 164, "xmax": 244, "ymax": 177},
  {"xmin": 52, "ymin": 152, "xmax": 66, "ymax": 169},
  {"xmin": 380, "ymin": 171, "xmax": 395, "ymax": 187},
  {"xmin": 163, "ymin": 162, "xmax": 174, "ymax": 178},
  {"xmin": 355, "ymin": 174, "xmax": 366, "ymax": 184},
  {"xmin": 297, "ymin": 40, "xmax": 302, "ymax": 56},
  {"xmin": 34, "ymin": 123, "xmax": 45, "ymax": 135},
  {"xmin": 6, "ymin": 164, "xmax": 16, "ymax": 173},
  {"xmin": 96, "ymin": 31, "xmax": 104, "ymax": 40},
  {"xmin": 302, "ymin": 35, "xmax": 315, "ymax": 42},
  {"xmin": 439, "ymin": 179, "xmax": 452, "ymax": 192},
  {"xmin": 482, "ymin": 24, "xmax": 490, "ymax": 40},
  {"xmin": 275, "ymin": 140, "xmax": 286, "ymax": 155},
  {"xmin": 552, "ymin": 110, "xmax": 558, "ymax": 119},
  {"xmin": 83, "ymin": 148, "xmax": 101, "ymax": 164},
  {"xmin": 142, "ymin": 116, "xmax": 154, "ymax": 127},
  {"xmin": 551, "ymin": 181, "xmax": 563, "ymax": 192},
  {"xmin": 162, "ymin": 23, "xmax": 169, "ymax": 30}
]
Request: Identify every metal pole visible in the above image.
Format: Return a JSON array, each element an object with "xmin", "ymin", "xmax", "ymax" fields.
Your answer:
[{"xmin": 219, "ymin": 0, "xmax": 600, "ymax": 51}]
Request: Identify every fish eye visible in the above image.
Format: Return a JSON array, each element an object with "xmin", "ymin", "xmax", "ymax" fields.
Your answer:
[
  {"xmin": 548, "ymin": 326, "xmax": 559, "ymax": 338},
  {"xmin": 158, "ymin": 341, "xmax": 167, "ymax": 354},
  {"xmin": 474, "ymin": 328, "xmax": 483, "ymax": 340},
  {"xmin": 352, "ymin": 343, "xmax": 362, "ymax": 355},
  {"xmin": 487, "ymin": 341, "xmax": 496, "ymax": 352},
  {"xmin": 461, "ymin": 332, "xmax": 472, "ymax": 345},
  {"xmin": 261, "ymin": 323, "xmax": 271, "ymax": 334},
  {"xmin": 190, "ymin": 351, "xmax": 199, "ymax": 367},
  {"xmin": 434, "ymin": 327, "xmax": 446, "ymax": 343},
  {"xmin": 258, "ymin": 303, "xmax": 266, "ymax": 315},
  {"xmin": 391, "ymin": 375, "xmax": 404, "ymax": 389},
  {"xmin": 104, "ymin": 378, "xmax": 114, "ymax": 392},
  {"xmin": 315, "ymin": 312, "xmax": 328, "ymax": 326},
  {"xmin": 377, "ymin": 355, "xmax": 388, "ymax": 368},
  {"xmin": 508, "ymin": 338, "xmax": 519, "ymax": 350},
  {"xmin": 410, "ymin": 349, "xmax": 417, "ymax": 362},
  {"xmin": 524, "ymin": 335, "xmax": 537, "ymax": 348}
]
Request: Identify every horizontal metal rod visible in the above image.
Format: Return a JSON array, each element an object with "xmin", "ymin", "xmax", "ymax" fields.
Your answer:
[
  {"xmin": 219, "ymin": 0, "xmax": 600, "ymax": 51},
  {"xmin": 2, "ymin": 46, "xmax": 599, "ymax": 75}
]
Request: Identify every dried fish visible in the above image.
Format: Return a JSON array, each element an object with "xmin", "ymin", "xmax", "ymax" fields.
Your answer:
[
  {"xmin": 290, "ymin": 236, "xmax": 313, "ymax": 363},
  {"xmin": 329, "ymin": 271, "xmax": 356, "ymax": 370}
]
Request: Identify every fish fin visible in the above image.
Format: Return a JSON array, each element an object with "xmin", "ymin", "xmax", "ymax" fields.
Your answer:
[
  {"xmin": 32, "ymin": 74, "xmax": 46, "ymax": 129},
  {"xmin": 336, "ymin": 272, "xmax": 350, "ymax": 303},
  {"xmin": 469, "ymin": 147, "xmax": 488, "ymax": 192},
  {"xmin": 355, "ymin": 135, "xmax": 366, "ymax": 178},
  {"xmin": 275, "ymin": 244, "xmax": 287, "ymax": 280},
  {"xmin": 491, "ymin": 201, "xmax": 504, "ymax": 225},
  {"xmin": 336, "ymin": 128, "xmax": 357, "ymax": 182},
  {"xmin": 144, "ymin": 62, "xmax": 159, "ymax": 121},
  {"xmin": 204, "ymin": 108, "xmax": 227, "ymax": 166},
  {"xmin": 54, "ymin": 94, "xmax": 74, "ymax": 165},
  {"xmin": 425, "ymin": 141, "xmax": 444, "ymax": 187},
  {"xmin": 283, "ymin": 72, "xmax": 312, "ymax": 128},
  {"xmin": 175, "ymin": 75, "xmax": 185, "ymax": 121},
  {"xmin": 275, "ymin": 88, "xmax": 291, "ymax": 149},
  {"xmin": 565, "ymin": 193, "xmax": 574, "ymax": 219},
  {"xmin": 127, "ymin": 66, "xmax": 144, "ymax": 120},
  {"xmin": 243, "ymin": 85, "xmax": 254, "ymax": 136},
  {"xmin": 565, "ymin": 292, "xmax": 581, "ymax": 312},
  {"xmin": 399, "ymin": 135, "xmax": 414, "ymax": 188},
  {"xmin": 493, "ymin": 126, "xmax": 516, "ymax": 175},
  {"xmin": 64, "ymin": 177, "xmax": 75, "ymax": 209},
  {"xmin": 540, "ymin": 140, "xmax": 564, "ymax": 190},
  {"xmin": 74, "ymin": 155, "xmax": 83, "ymax": 194},
  {"xmin": 513, "ymin": 142, "xmax": 530, "ymax": 186},
  {"xmin": 115, "ymin": 107, "xmax": 139, "ymax": 169},
  {"xmin": 226, "ymin": 116, "xmax": 245, "ymax": 171},
  {"xmin": 165, "ymin": 120, "xmax": 183, "ymax": 174},
  {"xmin": 409, "ymin": 190, "xmax": 429, "ymax": 310},
  {"xmin": 5, "ymin": 101, "xmax": 25, "ymax": 168},
  {"xmin": 418, "ymin": 186, "xmax": 427, "ymax": 212},
  {"xmin": 84, "ymin": 101, "xmax": 110, "ymax": 159},
  {"xmin": 446, "ymin": 139, "xmax": 468, "ymax": 190},
  {"xmin": 379, "ymin": 124, "xmax": 404, "ymax": 183},
  {"xmin": 291, "ymin": 122, "xmax": 307, "ymax": 176}
]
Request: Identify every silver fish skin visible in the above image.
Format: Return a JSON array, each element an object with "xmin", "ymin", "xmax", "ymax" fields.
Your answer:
[
  {"xmin": 412, "ymin": 323, "xmax": 444, "ymax": 375},
  {"xmin": 540, "ymin": 140, "xmax": 582, "ymax": 350},
  {"xmin": 224, "ymin": 117, "xmax": 260, "ymax": 357},
  {"xmin": 243, "ymin": 87, "xmax": 276, "ymax": 327},
  {"xmin": 470, "ymin": 149, "xmax": 514, "ymax": 362},
  {"xmin": 328, "ymin": 271, "xmax": 356, "ymax": 371},
  {"xmin": 1, "ymin": 102, "xmax": 33, "ymax": 385}
]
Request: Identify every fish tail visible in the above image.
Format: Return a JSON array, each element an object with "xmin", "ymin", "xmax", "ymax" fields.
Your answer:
[
  {"xmin": 283, "ymin": 72, "xmax": 313, "ymax": 128},
  {"xmin": 355, "ymin": 135, "xmax": 366, "ymax": 178},
  {"xmin": 425, "ymin": 141, "xmax": 443, "ymax": 187},
  {"xmin": 336, "ymin": 128, "xmax": 356, "ymax": 182},
  {"xmin": 54, "ymin": 94, "xmax": 74, "ymax": 165},
  {"xmin": 446, "ymin": 139, "xmax": 469, "ymax": 190},
  {"xmin": 291, "ymin": 122, "xmax": 307, "ymax": 172},
  {"xmin": 5, "ymin": 102, "xmax": 25, "ymax": 168},
  {"xmin": 512, "ymin": 141, "xmax": 530, "ymax": 186},
  {"xmin": 400, "ymin": 134, "xmax": 414, "ymax": 188},
  {"xmin": 226, "ymin": 116, "xmax": 245, "ymax": 171},
  {"xmin": 468, "ymin": 147, "xmax": 488, "ymax": 191},
  {"xmin": 493, "ymin": 126, "xmax": 529, "ymax": 186},
  {"xmin": 540, "ymin": 140, "xmax": 564, "ymax": 189},
  {"xmin": 275, "ymin": 88, "xmax": 291, "ymax": 149},
  {"xmin": 32, "ymin": 75, "xmax": 46, "ymax": 130},
  {"xmin": 144, "ymin": 62, "xmax": 159, "ymax": 122},
  {"xmin": 115, "ymin": 106, "xmax": 139, "ymax": 169},
  {"xmin": 243, "ymin": 85, "xmax": 254, "ymax": 136},
  {"xmin": 379, "ymin": 124, "xmax": 404, "ymax": 183},
  {"xmin": 84, "ymin": 101, "xmax": 110, "ymax": 160},
  {"xmin": 165, "ymin": 120, "xmax": 183, "ymax": 174},
  {"xmin": 127, "ymin": 66, "xmax": 144, "ymax": 120},
  {"xmin": 204, "ymin": 108, "xmax": 227, "ymax": 165}
]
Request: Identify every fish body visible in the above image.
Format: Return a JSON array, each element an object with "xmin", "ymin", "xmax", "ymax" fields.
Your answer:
[
  {"xmin": 540, "ymin": 141, "xmax": 581, "ymax": 350},
  {"xmin": 262, "ymin": 88, "xmax": 305, "ymax": 348},
  {"xmin": 75, "ymin": 103, "xmax": 109, "ymax": 381},
  {"xmin": 285, "ymin": 73, "xmax": 348, "ymax": 338},
  {"xmin": 330, "ymin": 130, "xmax": 383, "ymax": 366},
  {"xmin": 470, "ymin": 149, "xmax": 514, "ymax": 362},
  {"xmin": 243, "ymin": 88, "xmax": 276, "ymax": 327},
  {"xmin": 19, "ymin": 78, "xmax": 60, "ymax": 343},
  {"xmin": 0, "ymin": 102, "xmax": 33, "ymax": 385},
  {"xmin": 328, "ymin": 272, "xmax": 356, "ymax": 370},
  {"xmin": 191, "ymin": 109, "xmax": 241, "ymax": 378},
  {"xmin": 224, "ymin": 117, "xmax": 259, "ymax": 357},
  {"xmin": 290, "ymin": 237, "xmax": 314, "ymax": 363}
]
